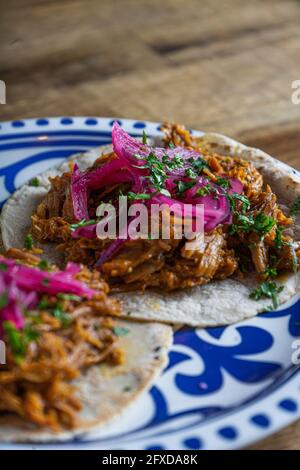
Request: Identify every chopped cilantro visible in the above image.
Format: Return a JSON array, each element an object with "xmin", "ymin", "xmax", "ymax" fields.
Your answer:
[
  {"xmin": 196, "ymin": 184, "xmax": 218, "ymax": 197},
  {"xmin": 70, "ymin": 219, "xmax": 97, "ymax": 231},
  {"xmin": 250, "ymin": 281, "xmax": 284, "ymax": 310},
  {"xmin": 143, "ymin": 152, "xmax": 170, "ymax": 195},
  {"xmin": 38, "ymin": 296, "xmax": 49, "ymax": 310},
  {"xmin": 264, "ymin": 252, "xmax": 279, "ymax": 279},
  {"xmin": 230, "ymin": 214, "xmax": 254, "ymax": 235},
  {"xmin": 230, "ymin": 212, "xmax": 276, "ymax": 237},
  {"xmin": 24, "ymin": 234, "xmax": 34, "ymax": 250},
  {"xmin": 142, "ymin": 130, "xmax": 148, "ymax": 145},
  {"xmin": 38, "ymin": 260, "xmax": 51, "ymax": 271},
  {"xmin": 275, "ymin": 226, "xmax": 284, "ymax": 249},
  {"xmin": 28, "ymin": 177, "xmax": 40, "ymax": 187},
  {"xmin": 52, "ymin": 308, "xmax": 72, "ymax": 327},
  {"xmin": 57, "ymin": 293, "xmax": 82, "ymax": 302},
  {"xmin": 227, "ymin": 193, "xmax": 250, "ymax": 213},
  {"xmin": 264, "ymin": 266, "xmax": 278, "ymax": 279},
  {"xmin": 185, "ymin": 168, "xmax": 198, "ymax": 179},
  {"xmin": 3, "ymin": 321, "xmax": 39, "ymax": 362},
  {"xmin": 37, "ymin": 296, "xmax": 73, "ymax": 326},
  {"xmin": 0, "ymin": 263, "xmax": 8, "ymax": 272},
  {"xmin": 24, "ymin": 310, "xmax": 42, "ymax": 324},
  {"xmin": 162, "ymin": 154, "xmax": 184, "ymax": 170},
  {"xmin": 0, "ymin": 293, "xmax": 9, "ymax": 309},
  {"xmin": 289, "ymin": 243, "xmax": 299, "ymax": 273},
  {"xmin": 253, "ymin": 213, "xmax": 276, "ymax": 236},
  {"xmin": 290, "ymin": 196, "xmax": 300, "ymax": 217},
  {"xmin": 42, "ymin": 278, "xmax": 50, "ymax": 286},
  {"xmin": 131, "ymin": 149, "xmax": 206, "ymax": 198},
  {"xmin": 132, "ymin": 150, "xmax": 188, "ymax": 196},
  {"xmin": 274, "ymin": 228, "xmax": 298, "ymax": 273},
  {"xmin": 187, "ymin": 157, "xmax": 208, "ymax": 174},
  {"xmin": 127, "ymin": 192, "xmax": 151, "ymax": 201},
  {"xmin": 113, "ymin": 327, "xmax": 130, "ymax": 337},
  {"xmin": 215, "ymin": 177, "xmax": 231, "ymax": 190},
  {"xmin": 176, "ymin": 180, "xmax": 196, "ymax": 195}
]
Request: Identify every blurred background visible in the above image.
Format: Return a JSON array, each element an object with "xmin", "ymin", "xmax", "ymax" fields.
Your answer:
[
  {"xmin": 1, "ymin": 0, "xmax": 300, "ymax": 449},
  {"xmin": 1, "ymin": 0, "xmax": 300, "ymax": 170}
]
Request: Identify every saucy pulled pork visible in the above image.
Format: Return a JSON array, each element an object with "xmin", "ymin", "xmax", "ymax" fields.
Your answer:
[
  {"xmin": 0, "ymin": 249, "xmax": 122, "ymax": 430},
  {"xmin": 31, "ymin": 123, "xmax": 300, "ymax": 292}
]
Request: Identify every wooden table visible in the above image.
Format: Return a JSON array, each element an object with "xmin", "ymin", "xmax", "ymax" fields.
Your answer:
[{"xmin": 1, "ymin": 0, "xmax": 300, "ymax": 450}]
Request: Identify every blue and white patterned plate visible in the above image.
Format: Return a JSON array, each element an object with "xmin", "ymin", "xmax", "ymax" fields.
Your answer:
[{"xmin": 0, "ymin": 117, "xmax": 300, "ymax": 451}]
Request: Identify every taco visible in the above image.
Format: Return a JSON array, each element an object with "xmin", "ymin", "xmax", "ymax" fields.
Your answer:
[
  {"xmin": 1, "ymin": 122, "xmax": 300, "ymax": 327},
  {"xmin": 0, "ymin": 248, "xmax": 172, "ymax": 442}
]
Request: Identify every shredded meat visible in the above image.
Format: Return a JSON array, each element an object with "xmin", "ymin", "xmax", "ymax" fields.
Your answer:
[
  {"xmin": 0, "ymin": 249, "xmax": 122, "ymax": 431},
  {"xmin": 31, "ymin": 123, "xmax": 300, "ymax": 291}
]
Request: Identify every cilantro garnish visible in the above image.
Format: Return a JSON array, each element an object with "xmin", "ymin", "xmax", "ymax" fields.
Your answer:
[
  {"xmin": 113, "ymin": 327, "xmax": 130, "ymax": 337},
  {"xmin": 229, "ymin": 214, "xmax": 254, "ymax": 235},
  {"xmin": 0, "ymin": 293, "xmax": 9, "ymax": 309},
  {"xmin": 133, "ymin": 150, "xmax": 207, "ymax": 197},
  {"xmin": 133, "ymin": 151, "xmax": 180, "ymax": 196},
  {"xmin": 176, "ymin": 180, "xmax": 197, "ymax": 195},
  {"xmin": 253, "ymin": 213, "xmax": 276, "ymax": 236},
  {"xmin": 3, "ymin": 321, "xmax": 39, "ymax": 362},
  {"xmin": 185, "ymin": 168, "xmax": 198, "ymax": 179},
  {"xmin": 52, "ymin": 308, "xmax": 73, "ymax": 328},
  {"xmin": 37, "ymin": 295, "xmax": 74, "ymax": 326},
  {"xmin": 42, "ymin": 278, "xmax": 50, "ymax": 286},
  {"xmin": 275, "ymin": 226, "xmax": 284, "ymax": 249},
  {"xmin": 132, "ymin": 149, "xmax": 207, "ymax": 197},
  {"xmin": 227, "ymin": 193, "xmax": 250, "ymax": 214},
  {"xmin": 250, "ymin": 281, "xmax": 284, "ymax": 310},
  {"xmin": 38, "ymin": 260, "xmax": 51, "ymax": 271},
  {"xmin": 196, "ymin": 184, "xmax": 218, "ymax": 197},
  {"xmin": 0, "ymin": 263, "xmax": 8, "ymax": 272},
  {"xmin": 264, "ymin": 266, "xmax": 278, "ymax": 279},
  {"xmin": 142, "ymin": 130, "xmax": 148, "ymax": 145},
  {"xmin": 215, "ymin": 177, "xmax": 231, "ymax": 190},
  {"xmin": 187, "ymin": 157, "xmax": 208, "ymax": 174},
  {"xmin": 28, "ymin": 177, "xmax": 40, "ymax": 187},
  {"xmin": 289, "ymin": 243, "xmax": 299, "ymax": 273},
  {"xmin": 57, "ymin": 293, "xmax": 82, "ymax": 302},
  {"xmin": 162, "ymin": 154, "xmax": 184, "ymax": 170},
  {"xmin": 290, "ymin": 196, "xmax": 300, "ymax": 217},
  {"xmin": 144, "ymin": 152, "xmax": 171, "ymax": 196},
  {"xmin": 127, "ymin": 192, "xmax": 151, "ymax": 201},
  {"xmin": 70, "ymin": 219, "xmax": 97, "ymax": 231},
  {"xmin": 230, "ymin": 212, "xmax": 276, "ymax": 237},
  {"xmin": 37, "ymin": 296, "xmax": 49, "ymax": 310},
  {"xmin": 24, "ymin": 234, "xmax": 34, "ymax": 250},
  {"xmin": 264, "ymin": 253, "xmax": 279, "ymax": 279},
  {"xmin": 274, "ymin": 229, "xmax": 298, "ymax": 272}
]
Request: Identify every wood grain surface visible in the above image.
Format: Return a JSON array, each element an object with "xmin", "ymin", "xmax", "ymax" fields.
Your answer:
[{"xmin": 1, "ymin": 0, "xmax": 300, "ymax": 450}]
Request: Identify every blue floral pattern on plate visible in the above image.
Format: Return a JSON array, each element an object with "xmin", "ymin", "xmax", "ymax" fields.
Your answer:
[{"xmin": 0, "ymin": 117, "xmax": 299, "ymax": 450}]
